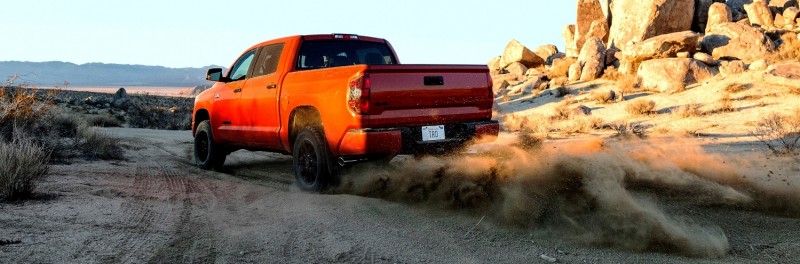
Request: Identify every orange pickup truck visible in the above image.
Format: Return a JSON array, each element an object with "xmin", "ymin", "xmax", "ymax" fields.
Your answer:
[{"xmin": 192, "ymin": 34, "xmax": 499, "ymax": 191}]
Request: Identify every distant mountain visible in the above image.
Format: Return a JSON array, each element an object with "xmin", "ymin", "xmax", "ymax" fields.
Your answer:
[{"xmin": 0, "ymin": 61, "xmax": 226, "ymax": 87}]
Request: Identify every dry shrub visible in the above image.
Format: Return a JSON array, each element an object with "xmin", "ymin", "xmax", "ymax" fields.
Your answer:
[
  {"xmin": 626, "ymin": 99, "xmax": 656, "ymax": 116},
  {"xmin": 601, "ymin": 66, "xmax": 623, "ymax": 81},
  {"xmin": 715, "ymin": 94, "xmax": 736, "ymax": 113},
  {"xmin": 590, "ymin": 89, "xmax": 616, "ymax": 104},
  {"xmin": 672, "ymin": 104, "xmax": 703, "ymax": 118},
  {"xmin": 86, "ymin": 115, "xmax": 123, "ymax": 127},
  {"xmin": 603, "ymin": 66, "xmax": 639, "ymax": 94},
  {"xmin": 76, "ymin": 126, "xmax": 125, "ymax": 160},
  {"xmin": 0, "ymin": 137, "xmax": 48, "ymax": 200},
  {"xmin": 503, "ymin": 114, "xmax": 550, "ymax": 136},
  {"xmin": 127, "ymin": 106, "xmax": 191, "ymax": 130},
  {"xmin": 554, "ymin": 86, "xmax": 571, "ymax": 97},
  {"xmin": 562, "ymin": 116, "xmax": 604, "ymax": 134},
  {"xmin": 723, "ymin": 83, "xmax": 748, "ymax": 94},
  {"xmin": 768, "ymin": 32, "xmax": 800, "ymax": 62},
  {"xmin": 750, "ymin": 110, "xmax": 800, "ymax": 155},
  {"xmin": 552, "ymin": 99, "xmax": 576, "ymax": 120},
  {"xmin": 547, "ymin": 58, "xmax": 574, "ymax": 79}
]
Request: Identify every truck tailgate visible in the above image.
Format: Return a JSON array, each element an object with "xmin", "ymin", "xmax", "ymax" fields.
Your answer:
[{"xmin": 365, "ymin": 65, "xmax": 492, "ymax": 128}]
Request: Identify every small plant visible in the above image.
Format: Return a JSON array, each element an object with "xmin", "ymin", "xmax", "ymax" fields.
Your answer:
[
  {"xmin": 0, "ymin": 137, "xmax": 49, "ymax": 200},
  {"xmin": 625, "ymin": 99, "xmax": 656, "ymax": 116},
  {"xmin": 554, "ymin": 86, "xmax": 571, "ymax": 97},
  {"xmin": 750, "ymin": 110, "xmax": 800, "ymax": 155},
  {"xmin": 562, "ymin": 116, "xmax": 603, "ymax": 134},
  {"xmin": 590, "ymin": 89, "xmax": 616, "ymax": 104},
  {"xmin": 715, "ymin": 94, "xmax": 736, "ymax": 113},
  {"xmin": 552, "ymin": 100, "xmax": 575, "ymax": 120},
  {"xmin": 723, "ymin": 83, "xmax": 748, "ymax": 93},
  {"xmin": 86, "ymin": 115, "xmax": 123, "ymax": 127},
  {"xmin": 547, "ymin": 58, "xmax": 574, "ymax": 79},
  {"xmin": 672, "ymin": 104, "xmax": 702, "ymax": 118}
]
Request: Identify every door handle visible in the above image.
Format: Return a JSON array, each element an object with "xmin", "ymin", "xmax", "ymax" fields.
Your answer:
[
  {"xmin": 233, "ymin": 88, "xmax": 242, "ymax": 93},
  {"xmin": 267, "ymin": 84, "xmax": 277, "ymax": 89}
]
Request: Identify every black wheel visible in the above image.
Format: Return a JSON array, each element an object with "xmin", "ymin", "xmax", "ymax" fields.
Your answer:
[
  {"xmin": 194, "ymin": 120, "xmax": 226, "ymax": 171},
  {"xmin": 292, "ymin": 126, "xmax": 332, "ymax": 192}
]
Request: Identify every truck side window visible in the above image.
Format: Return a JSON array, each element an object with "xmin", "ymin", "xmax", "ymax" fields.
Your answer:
[
  {"xmin": 252, "ymin": 43, "xmax": 285, "ymax": 78},
  {"xmin": 229, "ymin": 49, "xmax": 256, "ymax": 81}
]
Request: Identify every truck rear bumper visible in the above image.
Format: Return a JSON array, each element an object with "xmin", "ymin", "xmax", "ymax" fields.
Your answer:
[{"xmin": 338, "ymin": 121, "xmax": 499, "ymax": 157}]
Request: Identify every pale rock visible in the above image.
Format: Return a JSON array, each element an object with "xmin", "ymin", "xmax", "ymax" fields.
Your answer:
[
  {"xmin": 600, "ymin": 0, "xmax": 613, "ymax": 23},
  {"xmin": 693, "ymin": 52, "xmax": 718, "ymax": 66},
  {"xmin": 605, "ymin": 47, "xmax": 620, "ymax": 66},
  {"xmin": 563, "ymin": 25, "xmax": 579, "ymax": 57},
  {"xmin": 748, "ymin": 59, "xmax": 770, "ymax": 71},
  {"xmin": 488, "ymin": 56, "xmax": 502, "ymax": 74},
  {"xmin": 719, "ymin": 60, "xmax": 747, "ymax": 76},
  {"xmin": 588, "ymin": 19, "xmax": 610, "ymax": 43},
  {"xmin": 702, "ymin": 22, "xmax": 776, "ymax": 63},
  {"xmin": 546, "ymin": 53, "xmax": 567, "ymax": 66},
  {"xmin": 569, "ymin": 62, "xmax": 584, "ymax": 82},
  {"xmin": 707, "ymin": 2, "xmax": 733, "ymax": 33},
  {"xmin": 760, "ymin": 62, "xmax": 800, "ymax": 88},
  {"xmin": 576, "ymin": 0, "xmax": 607, "ymax": 52},
  {"xmin": 492, "ymin": 73, "xmax": 518, "ymax": 92},
  {"xmin": 676, "ymin": 51, "xmax": 691, "ymax": 58},
  {"xmin": 620, "ymin": 31, "xmax": 702, "ymax": 74},
  {"xmin": 501, "ymin": 39, "xmax": 544, "ymax": 68},
  {"xmin": 534, "ymin": 45, "xmax": 559, "ymax": 64},
  {"xmin": 572, "ymin": 105, "xmax": 593, "ymax": 116},
  {"xmin": 494, "ymin": 80, "xmax": 511, "ymax": 95},
  {"xmin": 509, "ymin": 77, "xmax": 542, "ymax": 95},
  {"xmin": 776, "ymin": 13, "xmax": 787, "ymax": 28},
  {"xmin": 506, "ymin": 62, "xmax": 528, "ymax": 79},
  {"xmin": 578, "ymin": 37, "xmax": 607, "ymax": 81},
  {"xmin": 785, "ymin": 7, "xmax": 800, "ymax": 25},
  {"xmin": 609, "ymin": 0, "xmax": 695, "ymax": 49},
  {"xmin": 744, "ymin": 1, "xmax": 774, "ymax": 28},
  {"xmin": 637, "ymin": 58, "xmax": 718, "ymax": 92},
  {"xmin": 550, "ymin": 77, "xmax": 569, "ymax": 88},
  {"xmin": 526, "ymin": 68, "xmax": 543, "ymax": 77},
  {"xmin": 694, "ymin": 0, "xmax": 714, "ymax": 32}
]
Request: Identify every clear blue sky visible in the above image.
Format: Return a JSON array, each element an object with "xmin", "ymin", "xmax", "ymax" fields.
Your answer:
[{"xmin": 2, "ymin": 0, "xmax": 576, "ymax": 68}]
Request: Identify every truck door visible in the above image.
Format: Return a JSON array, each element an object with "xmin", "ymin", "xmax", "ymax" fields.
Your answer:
[
  {"xmin": 239, "ymin": 43, "xmax": 285, "ymax": 149},
  {"xmin": 212, "ymin": 49, "xmax": 256, "ymax": 142}
]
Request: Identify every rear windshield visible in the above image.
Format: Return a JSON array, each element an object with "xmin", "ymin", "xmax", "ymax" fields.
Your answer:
[{"xmin": 296, "ymin": 40, "xmax": 397, "ymax": 70}]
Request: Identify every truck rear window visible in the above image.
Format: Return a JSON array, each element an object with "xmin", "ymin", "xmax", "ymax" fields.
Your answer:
[{"xmin": 296, "ymin": 40, "xmax": 397, "ymax": 70}]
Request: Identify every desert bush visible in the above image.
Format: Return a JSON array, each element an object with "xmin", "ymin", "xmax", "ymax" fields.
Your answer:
[
  {"xmin": 750, "ymin": 110, "xmax": 800, "ymax": 155},
  {"xmin": 554, "ymin": 86, "xmax": 571, "ymax": 97},
  {"xmin": 127, "ymin": 106, "xmax": 191, "ymax": 130},
  {"xmin": 611, "ymin": 121, "xmax": 649, "ymax": 138},
  {"xmin": 561, "ymin": 116, "xmax": 603, "ymax": 134},
  {"xmin": 590, "ymin": 89, "xmax": 616, "ymax": 104},
  {"xmin": 672, "ymin": 104, "xmax": 703, "ymax": 118},
  {"xmin": 715, "ymin": 94, "xmax": 736, "ymax": 113},
  {"xmin": 601, "ymin": 66, "xmax": 623, "ymax": 81},
  {"xmin": 768, "ymin": 32, "xmax": 800, "ymax": 62},
  {"xmin": 547, "ymin": 58, "xmax": 574, "ymax": 79},
  {"xmin": 503, "ymin": 114, "xmax": 550, "ymax": 136},
  {"xmin": 75, "ymin": 126, "xmax": 125, "ymax": 160},
  {"xmin": 86, "ymin": 115, "xmax": 123, "ymax": 127},
  {"xmin": 0, "ymin": 137, "xmax": 49, "ymax": 200},
  {"xmin": 723, "ymin": 83, "xmax": 748, "ymax": 94},
  {"xmin": 625, "ymin": 99, "xmax": 656, "ymax": 116},
  {"xmin": 552, "ymin": 100, "xmax": 576, "ymax": 120}
]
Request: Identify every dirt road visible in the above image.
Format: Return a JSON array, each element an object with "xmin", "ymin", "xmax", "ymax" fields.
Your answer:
[{"xmin": 1, "ymin": 128, "xmax": 799, "ymax": 263}]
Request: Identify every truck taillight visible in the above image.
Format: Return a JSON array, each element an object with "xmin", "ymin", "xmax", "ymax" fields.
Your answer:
[
  {"xmin": 485, "ymin": 72, "xmax": 494, "ymax": 109},
  {"xmin": 347, "ymin": 73, "xmax": 370, "ymax": 114}
]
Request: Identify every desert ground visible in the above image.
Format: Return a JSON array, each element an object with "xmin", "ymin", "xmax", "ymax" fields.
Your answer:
[{"xmin": 2, "ymin": 69, "xmax": 800, "ymax": 263}]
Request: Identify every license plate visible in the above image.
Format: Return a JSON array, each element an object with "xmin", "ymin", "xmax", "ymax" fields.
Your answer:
[{"xmin": 421, "ymin": 125, "xmax": 445, "ymax": 141}]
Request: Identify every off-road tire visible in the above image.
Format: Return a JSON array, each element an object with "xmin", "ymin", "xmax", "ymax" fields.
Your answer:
[
  {"xmin": 194, "ymin": 120, "xmax": 226, "ymax": 171},
  {"xmin": 292, "ymin": 126, "xmax": 333, "ymax": 192}
]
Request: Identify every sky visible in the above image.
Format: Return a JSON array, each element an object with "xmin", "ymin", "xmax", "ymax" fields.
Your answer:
[{"xmin": 1, "ymin": 0, "xmax": 576, "ymax": 68}]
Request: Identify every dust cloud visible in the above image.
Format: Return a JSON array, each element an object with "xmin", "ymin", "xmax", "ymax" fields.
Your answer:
[{"xmin": 332, "ymin": 133, "xmax": 800, "ymax": 257}]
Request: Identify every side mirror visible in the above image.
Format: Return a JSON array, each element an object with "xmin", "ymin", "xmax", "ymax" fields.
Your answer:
[{"xmin": 206, "ymin": 68, "xmax": 224, "ymax": 82}]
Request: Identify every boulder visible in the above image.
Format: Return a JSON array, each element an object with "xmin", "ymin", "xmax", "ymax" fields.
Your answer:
[
  {"xmin": 546, "ymin": 52, "xmax": 567, "ymax": 66},
  {"xmin": 785, "ymin": 7, "xmax": 800, "ymax": 25},
  {"xmin": 576, "ymin": 0, "xmax": 607, "ymax": 52},
  {"xmin": 605, "ymin": 46, "xmax": 620, "ymax": 66},
  {"xmin": 492, "ymin": 74, "xmax": 518, "ymax": 91},
  {"xmin": 694, "ymin": 0, "xmax": 714, "ymax": 32},
  {"xmin": 776, "ymin": 13, "xmax": 787, "ymax": 28},
  {"xmin": 620, "ymin": 31, "xmax": 702, "ymax": 71},
  {"xmin": 526, "ymin": 68, "xmax": 543, "ymax": 77},
  {"xmin": 748, "ymin": 59, "xmax": 770, "ymax": 71},
  {"xmin": 693, "ymin": 52, "xmax": 718, "ymax": 66},
  {"xmin": 569, "ymin": 62, "xmax": 584, "ymax": 82},
  {"xmin": 707, "ymin": 2, "xmax": 733, "ymax": 33},
  {"xmin": 548, "ymin": 56, "xmax": 576, "ymax": 78},
  {"xmin": 500, "ymin": 39, "xmax": 544, "ymax": 68},
  {"xmin": 701, "ymin": 22, "xmax": 776, "ymax": 63},
  {"xmin": 762, "ymin": 62, "xmax": 800, "ymax": 87},
  {"xmin": 114, "ymin": 87, "xmax": 128, "ymax": 100},
  {"xmin": 637, "ymin": 58, "xmax": 718, "ymax": 92},
  {"xmin": 578, "ymin": 37, "xmax": 607, "ymax": 81},
  {"xmin": 609, "ymin": 0, "xmax": 695, "ymax": 49},
  {"xmin": 534, "ymin": 45, "xmax": 559, "ymax": 64},
  {"xmin": 506, "ymin": 62, "xmax": 528, "ymax": 79},
  {"xmin": 587, "ymin": 19, "xmax": 610, "ymax": 43},
  {"xmin": 563, "ymin": 25, "xmax": 579, "ymax": 57},
  {"xmin": 744, "ymin": 1, "xmax": 775, "ymax": 28},
  {"xmin": 488, "ymin": 57, "xmax": 502, "ymax": 74},
  {"xmin": 719, "ymin": 60, "xmax": 747, "ymax": 77},
  {"xmin": 494, "ymin": 80, "xmax": 512, "ymax": 94},
  {"xmin": 769, "ymin": 0, "xmax": 797, "ymax": 12},
  {"xmin": 509, "ymin": 77, "xmax": 542, "ymax": 95},
  {"xmin": 600, "ymin": 0, "xmax": 613, "ymax": 23}
]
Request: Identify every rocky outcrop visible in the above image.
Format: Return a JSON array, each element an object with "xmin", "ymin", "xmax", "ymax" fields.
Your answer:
[
  {"xmin": 500, "ymin": 39, "xmax": 544, "ymax": 68},
  {"xmin": 488, "ymin": 57, "xmax": 502, "ymax": 74},
  {"xmin": 577, "ymin": 37, "xmax": 607, "ymax": 81},
  {"xmin": 576, "ymin": 0, "xmax": 607, "ymax": 52},
  {"xmin": 609, "ymin": 0, "xmax": 695, "ymax": 49},
  {"xmin": 619, "ymin": 31, "xmax": 702, "ymax": 74},
  {"xmin": 702, "ymin": 22, "xmax": 775, "ymax": 63},
  {"xmin": 744, "ymin": 0, "xmax": 774, "ymax": 28},
  {"xmin": 534, "ymin": 45, "xmax": 559, "ymax": 64},
  {"xmin": 693, "ymin": 52, "xmax": 718, "ymax": 66},
  {"xmin": 637, "ymin": 58, "xmax": 718, "ymax": 92},
  {"xmin": 563, "ymin": 25, "xmax": 579, "ymax": 57},
  {"xmin": 707, "ymin": 2, "xmax": 733, "ymax": 33},
  {"xmin": 506, "ymin": 62, "xmax": 529, "ymax": 79},
  {"xmin": 720, "ymin": 60, "xmax": 747, "ymax": 77},
  {"xmin": 588, "ymin": 19, "xmax": 610, "ymax": 43},
  {"xmin": 785, "ymin": 7, "xmax": 800, "ymax": 26}
]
